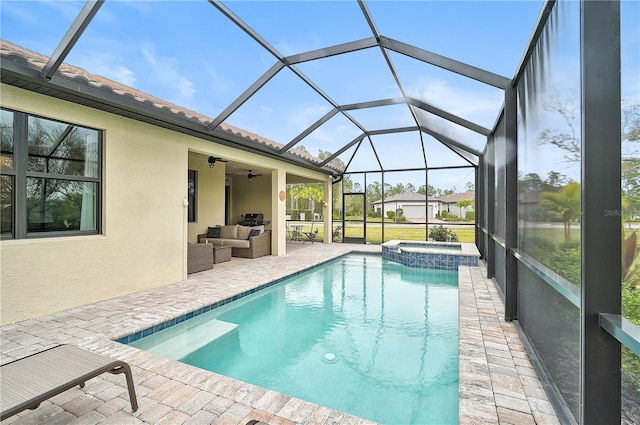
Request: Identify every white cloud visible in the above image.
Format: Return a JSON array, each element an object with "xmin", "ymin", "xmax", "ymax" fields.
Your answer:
[
  {"xmin": 407, "ymin": 78, "xmax": 503, "ymax": 128},
  {"xmin": 286, "ymin": 102, "xmax": 331, "ymax": 131},
  {"xmin": 276, "ymin": 35, "xmax": 321, "ymax": 57},
  {"xmin": 141, "ymin": 44, "xmax": 195, "ymax": 100},
  {"xmin": 75, "ymin": 51, "xmax": 137, "ymax": 87}
]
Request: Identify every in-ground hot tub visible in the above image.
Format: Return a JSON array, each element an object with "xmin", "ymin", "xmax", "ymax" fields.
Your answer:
[{"xmin": 382, "ymin": 240, "xmax": 480, "ymax": 270}]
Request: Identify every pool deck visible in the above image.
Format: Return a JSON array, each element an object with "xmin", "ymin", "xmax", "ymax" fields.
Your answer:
[{"xmin": 1, "ymin": 242, "xmax": 559, "ymax": 425}]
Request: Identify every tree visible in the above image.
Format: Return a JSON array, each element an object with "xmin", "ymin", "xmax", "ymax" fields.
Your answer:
[
  {"xmin": 622, "ymin": 159, "xmax": 640, "ymax": 227},
  {"xmin": 539, "ymin": 92, "xmax": 580, "ymax": 163},
  {"xmin": 302, "ymin": 184, "xmax": 324, "ymax": 215},
  {"xmin": 540, "ymin": 182, "xmax": 581, "ymax": 241},
  {"xmin": 418, "ymin": 184, "xmax": 437, "ymax": 197},
  {"xmin": 465, "ymin": 182, "xmax": 475, "ymax": 191},
  {"xmin": 457, "ymin": 200, "xmax": 473, "ymax": 218}
]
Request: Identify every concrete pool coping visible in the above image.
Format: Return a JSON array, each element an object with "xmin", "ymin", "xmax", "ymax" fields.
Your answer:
[{"xmin": 0, "ymin": 242, "xmax": 559, "ymax": 425}]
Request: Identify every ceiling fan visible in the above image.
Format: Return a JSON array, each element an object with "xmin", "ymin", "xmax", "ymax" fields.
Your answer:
[
  {"xmin": 245, "ymin": 170, "xmax": 263, "ymax": 181},
  {"xmin": 207, "ymin": 156, "xmax": 228, "ymax": 168}
]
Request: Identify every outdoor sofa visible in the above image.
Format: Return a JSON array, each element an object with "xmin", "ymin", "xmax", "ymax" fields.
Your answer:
[{"xmin": 198, "ymin": 224, "xmax": 271, "ymax": 259}]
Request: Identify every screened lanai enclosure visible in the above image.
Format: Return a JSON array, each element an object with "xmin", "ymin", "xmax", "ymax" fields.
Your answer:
[{"xmin": 1, "ymin": 0, "xmax": 640, "ymax": 424}]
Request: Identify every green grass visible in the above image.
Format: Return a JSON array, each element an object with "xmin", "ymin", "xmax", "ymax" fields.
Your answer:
[{"xmin": 293, "ymin": 224, "xmax": 476, "ymax": 244}]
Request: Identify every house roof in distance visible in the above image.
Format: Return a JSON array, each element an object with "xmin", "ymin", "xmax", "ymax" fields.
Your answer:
[
  {"xmin": 371, "ymin": 192, "xmax": 439, "ymax": 204},
  {"xmin": 439, "ymin": 191, "xmax": 475, "ymax": 204}
]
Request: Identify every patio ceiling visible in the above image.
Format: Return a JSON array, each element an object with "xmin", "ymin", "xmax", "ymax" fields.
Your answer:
[{"xmin": 0, "ymin": 0, "xmax": 543, "ymax": 176}]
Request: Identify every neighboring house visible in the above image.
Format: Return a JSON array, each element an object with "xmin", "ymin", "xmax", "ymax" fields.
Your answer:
[
  {"xmin": 0, "ymin": 41, "xmax": 332, "ymax": 325},
  {"xmin": 371, "ymin": 192, "xmax": 441, "ymax": 220},
  {"xmin": 439, "ymin": 191, "xmax": 476, "ymax": 218}
]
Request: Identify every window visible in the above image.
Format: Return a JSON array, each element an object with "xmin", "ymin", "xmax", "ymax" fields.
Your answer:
[
  {"xmin": 188, "ymin": 169, "xmax": 197, "ymax": 222},
  {"xmin": 0, "ymin": 108, "xmax": 102, "ymax": 239}
]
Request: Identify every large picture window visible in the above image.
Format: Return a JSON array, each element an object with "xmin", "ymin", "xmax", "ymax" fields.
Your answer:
[{"xmin": 0, "ymin": 108, "xmax": 101, "ymax": 238}]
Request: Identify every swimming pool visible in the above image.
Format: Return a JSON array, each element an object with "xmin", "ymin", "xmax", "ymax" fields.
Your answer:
[{"xmin": 129, "ymin": 254, "xmax": 459, "ymax": 424}]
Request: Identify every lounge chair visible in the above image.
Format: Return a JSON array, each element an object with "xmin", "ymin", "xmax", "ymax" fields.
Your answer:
[{"xmin": 0, "ymin": 344, "xmax": 138, "ymax": 420}]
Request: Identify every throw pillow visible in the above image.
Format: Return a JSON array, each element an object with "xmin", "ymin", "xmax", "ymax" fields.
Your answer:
[
  {"xmin": 207, "ymin": 226, "xmax": 221, "ymax": 238},
  {"xmin": 248, "ymin": 229, "xmax": 261, "ymax": 238},
  {"xmin": 237, "ymin": 225, "xmax": 252, "ymax": 240},
  {"xmin": 220, "ymin": 224, "xmax": 238, "ymax": 239}
]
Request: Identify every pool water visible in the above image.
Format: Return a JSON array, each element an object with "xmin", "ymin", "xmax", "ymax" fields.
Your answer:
[{"xmin": 130, "ymin": 255, "xmax": 459, "ymax": 424}]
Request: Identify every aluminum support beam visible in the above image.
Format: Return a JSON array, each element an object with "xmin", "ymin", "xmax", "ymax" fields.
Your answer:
[
  {"xmin": 435, "ymin": 138, "xmax": 477, "ymax": 167},
  {"xmin": 485, "ymin": 137, "xmax": 496, "ymax": 278},
  {"xmin": 284, "ymin": 38, "xmax": 378, "ymax": 65},
  {"xmin": 340, "ymin": 97, "xmax": 407, "ymax": 111},
  {"xmin": 207, "ymin": 62, "xmax": 283, "ymax": 130},
  {"xmin": 367, "ymin": 126, "xmax": 418, "ymax": 136},
  {"xmin": 319, "ymin": 134, "xmax": 366, "ymax": 167},
  {"xmin": 408, "ymin": 98, "xmax": 491, "ymax": 136},
  {"xmin": 419, "ymin": 126, "xmax": 482, "ymax": 157},
  {"xmin": 513, "ymin": 1, "xmax": 557, "ymax": 85},
  {"xmin": 208, "ymin": 0, "xmax": 368, "ymax": 134},
  {"xmin": 580, "ymin": 1, "xmax": 621, "ymax": 423},
  {"xmin": 357, "ymin": 0, "xmax": 422, "ymax": 130},
  {"xmin": 367, "ymin": 136, "xmax": 383, "ymax": 170},
  {"xmin": 279, "ymin": 109, "xmax": 339, "ymax": 153},
  {"xmin": 379, "ymin": 36, "xmax": 511, "ymax": 89},
  {"xmin": 476, "ymin": 159, "xmax": 485, "ymax": 257},
  {"xmin": 41, "ymin": 0, "xmax": 104, "ymax": 80},
  {"xmin": 504, "ymin": 86, "xmax": 518, "ymax": 321}
]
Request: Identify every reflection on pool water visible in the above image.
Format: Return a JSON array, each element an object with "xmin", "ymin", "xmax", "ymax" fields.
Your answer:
[{"xmin": 130, "ymin": 254, "xmax": 459, "ymax": 424}]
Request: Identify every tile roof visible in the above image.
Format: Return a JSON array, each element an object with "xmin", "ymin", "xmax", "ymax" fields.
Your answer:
[
  {"xmin": 0, "ymin": 40, "xmax": 339, "ymax": 172},
  {"xmin": 439, "ymin": 191, "xmax": 475, "ymax": 203}
]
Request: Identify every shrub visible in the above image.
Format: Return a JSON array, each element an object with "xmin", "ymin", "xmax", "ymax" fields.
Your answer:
[
  {"xmin": 466, "ymin": 211, "xmax": 476, "ymax": 221},
  {"xmin": 386, "ymin": 211, "xmax": 395, "ymax": 220},
  {"xmin": 429, "ymin": 225, "xmax": 459, "ymax": 242},
  {"xmin": 395, "ymin": 214, "xmax": 407, "ymax": 222}
]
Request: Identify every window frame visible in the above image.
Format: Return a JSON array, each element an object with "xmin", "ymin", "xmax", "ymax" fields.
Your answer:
[
  {"xmin": 0, "ymin": 107, "xmax": 103, "ymax": 239},
  {"xmin": 187, "ymin": 169, "xmax": 197, "ymax": 223}
]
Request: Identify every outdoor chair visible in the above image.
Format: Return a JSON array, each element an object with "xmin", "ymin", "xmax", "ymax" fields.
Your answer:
[
  {"xmin": 303, "ymin": 221, "xmax": 319, "ymax": 242},
  {"xmin": 188, "ymin": 242, "xmax": 214, "ymax": 273},
  {"xmin": 0, "ymin": 344, "xmax": 138, "ymax": 421}
]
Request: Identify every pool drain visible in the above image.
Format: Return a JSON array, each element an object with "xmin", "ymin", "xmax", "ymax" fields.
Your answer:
[{"xmin": 323, "ymin": 352, "xmax": 338, "ymax": 364}]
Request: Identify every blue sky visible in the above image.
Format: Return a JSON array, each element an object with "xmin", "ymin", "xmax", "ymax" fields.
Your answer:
[{"xmin": 1, "ymin": 1, "xmax": 637, "ymax": 191}]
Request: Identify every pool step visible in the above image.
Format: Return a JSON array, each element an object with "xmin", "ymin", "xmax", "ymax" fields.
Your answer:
[{"xmin": 130, "ymin": 318, "xmax": 238, "ymax": 360}]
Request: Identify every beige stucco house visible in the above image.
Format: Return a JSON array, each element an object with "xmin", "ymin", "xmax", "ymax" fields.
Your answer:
[
  {"xmin": 0, "ymin": 41, "xmax": 335, "ymax": 325},
  {"xmin": 371, "ymin": 192, "xmax": 441, "ymax": 220}
]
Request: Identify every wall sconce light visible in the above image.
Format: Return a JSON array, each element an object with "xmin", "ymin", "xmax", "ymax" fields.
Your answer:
[{"xmin": 322, "ymin": 200, "xmax": 329, "ymax": 207}]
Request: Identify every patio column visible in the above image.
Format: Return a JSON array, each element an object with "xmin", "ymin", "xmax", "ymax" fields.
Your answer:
[
  {"xmin": 272, "ymin": 168, "xmax": 287, "ymax": 256},
  {"xmin": 580, "ymin": 0, "xmax": 621, "ymax": 422},
  {"xmin": 323, "ymin": 178, "xmax": 332, "ymax": 243}
]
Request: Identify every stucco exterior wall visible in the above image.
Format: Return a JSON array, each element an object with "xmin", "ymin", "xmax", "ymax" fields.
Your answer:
[
  {"xmin": 1, "ymin": 85, "xmax": 189, "ymax": 324},
  {"xmin": 0, "ymin": 84, "xmax": 329, "ymax": 325},
  {"xmin": 232, "ymin": 174, "xmax": 272, "ymax": 226},
  {"xmin": 187, "ymin": 156, "xmax": 226, "ymax": 242}
]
